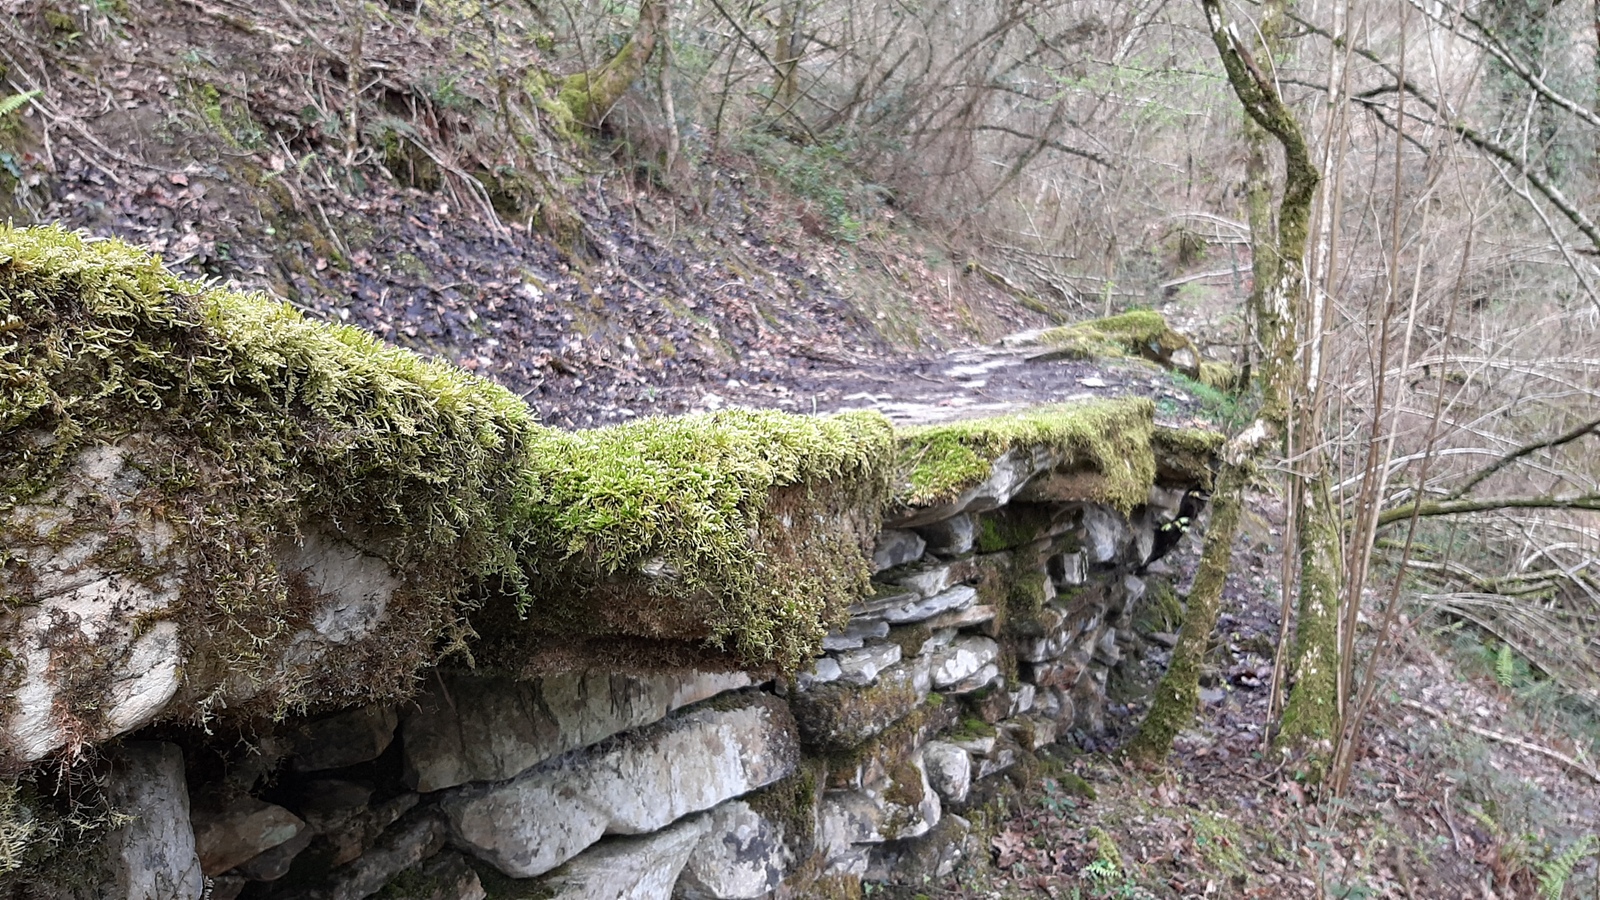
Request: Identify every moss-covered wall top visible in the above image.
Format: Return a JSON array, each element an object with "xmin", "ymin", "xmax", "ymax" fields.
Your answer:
[{"xmin": 0, "ymin": 227, "xmax": 1217, "ymax": 768}]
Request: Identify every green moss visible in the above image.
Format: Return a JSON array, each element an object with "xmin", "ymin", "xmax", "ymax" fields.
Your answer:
[
  {"xmin": 1152, "ymin": 425, "xmax": 1224, "ymax": 487},
  {"xmin": 1035, "ymin": 310, "xmax": 1199, "ymax": 372},
  {"xmin": 515, "ymin": 408, "xmax": 893, "ymax": 670},
  {"xmin": 1198, "ymin": 360, "xmax": 1237, "ymax": 391},
  {"xmin": 947, "ymin": 716, "xmax": 997, "ymax": 742},
  {"xmin": 745, "ymin": 758, "xmax": 825, "ymax": 857},
  {"xmin": 972, "ymin": 505, "xmax": 1058, "ymax": 553},
  {"xmin": 1058, "ymin": 770, "xmax": 1096, "ymax": 800},
  {"xmin": 1133, "ymin": 578, "xmax": 1184, "ymax": 634},
  {"xmin": 0, "ymin": 225, "xmax": 536, "ymax": 725},
  {"xmin": 894, "ymin": 399, "xmax": 1157, "ymax": 512},
  {"xmin": 1007, "ymin": 569, "xmax": 1052, "ymax": 621}
]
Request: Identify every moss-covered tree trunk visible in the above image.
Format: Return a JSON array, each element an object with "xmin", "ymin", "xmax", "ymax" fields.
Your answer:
[
  {"xmin": 1127, "ymin": 461, "xmax": 1245, "ymax": 764},
  {"xmin": 558, "ymin": 0, "xmax": 669, "ymax": 125},
  {"xmin": 1278, "ymin": 471, "xmax": 1340, "ymax": 758},
  {"xmin": 1129, "ymin": 0, "xmax": 1325, "ymax": 765}
]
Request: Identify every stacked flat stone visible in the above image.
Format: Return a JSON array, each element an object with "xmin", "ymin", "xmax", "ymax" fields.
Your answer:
[{"xmin": 46, "ymin": 447, "xmax": 1198, "ymax": 900}]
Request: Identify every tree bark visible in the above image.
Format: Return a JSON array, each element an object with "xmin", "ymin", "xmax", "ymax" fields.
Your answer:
[
  {"xmin": 558, "ymin": 0, "xmax": 668, "ymax": 125},
  {"xmin": 1129, "ymin": 0, "xmax": 1325, "ymax": 766}
]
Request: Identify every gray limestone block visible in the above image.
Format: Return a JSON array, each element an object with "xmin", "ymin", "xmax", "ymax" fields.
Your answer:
[
  {"xmin": 1008, "ymin": 684, "xmax": 1037, "ymax": 717},
  {"xmin": 821, "ymin": 618, "xmax": 891, "ymax": 652},
  {"xmin": 1048, "ymin": 550, "xmax": 1086, "ymax": 587},
  {"xmin": 887, "ymin": 563, "xmax": 956, "ymax": 599},
  {"xmin": 378, "ymin": 852, "xmax": 486, "ymax": 900},
  {"xmin": 103, "ymin": 742, "xmax": 205, "ymax": 900},
  {"xmin": 817, "ymin": 757, "xmax": 940, "ymax": 853},
  {"xmin": 789, "ymin": 654, "xmax": 932, "ymax": 750},
  {"xmin": 300, "ymin": 810, "xmax": 448, "ymax": 900},
  {"xmin": 289, "ymin": 703, "xmax": 398, "ymax": 773},
  {"xmin": 930, "ymin": 637, "xmax": 1000, "ymax": 690},
  {"xmin": 795, "ymin": 656, "xmax": 844, "ymax": 690},
  {"xmin": 871, "ymin": 530, "xmax": 926, "ymax": 572},
  {"xmin": 919, "ymin": 741, "xmax": 972, "ymax": 805},
  {"xmin": 876, "ymin": 585, "xmax": 978, "ymax": 626},
  {"xmin": 832, "ymin": 643, "xmax": 903, "ymax": 686},
  {"xmin": 676, "ymin": 801, "xmax": 794, "ymax": 900},
  {"xmin": 915, "ymin": 514, "xmax": 975, "ymax": 557},
  {"xmin": 538, "ymin": 816, "xmax": 709, "ymax": 900},
  {"xmin": 402, "ymin": 668, "xmax": 751, "ymax": 792},
  {"xmin": 945, "ymin": 664, "xmax": 1001, "ymax": 695},
  {"xmin": 866, "ymin": 813, "xmax": 971, "ymax": 884},
  {"xmin": 1081, "ymin": 505, "xmax": 1130, "ymax": 565},
  {"xmin": 190, "ymin": 797, "xmax": 305, "ymax": 876},
  {"xmin": 440, "ymin": 694, "xmax": 799, "ymax": 878}
]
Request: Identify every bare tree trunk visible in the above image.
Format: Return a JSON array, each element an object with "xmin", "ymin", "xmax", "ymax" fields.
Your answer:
[{"xmin": 773, "ymin": 0, "xmax": 802, "ymax": 109}]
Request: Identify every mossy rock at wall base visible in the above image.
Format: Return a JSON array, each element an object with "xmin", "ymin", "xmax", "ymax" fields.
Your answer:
[{"xmin": 789, "ymin": 658, "xmax": 932, "ymax": 750}]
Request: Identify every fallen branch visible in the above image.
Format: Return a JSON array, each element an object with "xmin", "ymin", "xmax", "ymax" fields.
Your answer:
[
  {"xmin": 1398, "ymin": 698, "xmax": 1600, "ymax": 784},
  {"xmin": 1377, "ymin": 493, "xmax": 1600, "ymax": 527}
]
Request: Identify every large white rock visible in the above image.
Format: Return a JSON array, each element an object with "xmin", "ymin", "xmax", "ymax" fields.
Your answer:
[
  {"xmin": 676, "ymin": 801, "xmax": 793, "ymax": 899},
  {"xmin": 403, "ymin": 668, "xmax": 751, "ymax": 791},
  {"xmin": 2, "ymin": 446, "xmax": 186, "ymax": 765},
  {"xmin": 440, "ymin": 695, "xmax": 798, "ymax": 878},
  {"xmin": 103, "ymin": 742, "xmax": 205, "ymax": 900},
  {"xmin": 538, "ymin": 815, "xmax": 709, "ymax": 900},
  {"xmin": 920, "ymin": 741, "xmax": 972, "ymax": 804},
  {"xmin": 832, "ymin": 643, "xmax": 902, "ymax": 686},
  {"xmin": 931, "ymin": 637, "xmax": 1000, "ymax": 689}
]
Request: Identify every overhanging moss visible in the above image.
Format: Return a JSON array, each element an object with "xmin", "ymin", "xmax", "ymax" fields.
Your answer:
[
  {"xmin": 893, "ymin": 399, "xmax": 1158, "ymax": 513},
  {"xmin": 1, "ymin": 226, "xmax": 1216, "ymax": 729},
  {"xmin": 0, "ymin": 225, "xmax": 537, "ymax": 725},
  {"xmin": 513, "ymin": 409, "xmax": 894, "ymax": 670},
  {"xmin": 1152, "ymin": 426, "xmax": 1225, "ymax": 487}
]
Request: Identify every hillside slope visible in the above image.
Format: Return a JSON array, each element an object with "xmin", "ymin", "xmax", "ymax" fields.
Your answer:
[{"xmin": 0, "ymin": 0, "xmax": 1061, "ymax": 426}]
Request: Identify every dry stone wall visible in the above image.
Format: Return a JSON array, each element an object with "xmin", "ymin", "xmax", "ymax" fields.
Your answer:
[
  {"xmin": 19, "ymin": 447, "xmax": 1204, "ymax": 900},
  {"xmin": 0, "ymin": 228, "xmax": 1220, "ymax": 899}
]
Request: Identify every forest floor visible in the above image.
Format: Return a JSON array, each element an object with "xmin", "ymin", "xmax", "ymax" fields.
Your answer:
[{"xmin": 890, "ymin": 491, "xmax": 1600, "ymax": 900}]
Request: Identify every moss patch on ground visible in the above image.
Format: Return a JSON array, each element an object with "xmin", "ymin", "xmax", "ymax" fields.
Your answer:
[
  {"xmin": 893, "ymin": 398, "xmax": 1158, "ymax": 513},
  {"xmin": 1036, "ymin": 310, "xmax": 1198, "ymax": 373}
]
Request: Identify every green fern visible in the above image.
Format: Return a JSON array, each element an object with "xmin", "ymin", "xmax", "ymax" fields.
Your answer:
[
  {"xmin": 1495, "ymin": 644, "xmax": 1517, "ymax": 688},
  {"xmin": 1539, "ymin": 834, "xmax": 1597, "ymax": 899},
  {"xmin": 0, "ymin": 90, "xmax": 40, "ymax": 120}
]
